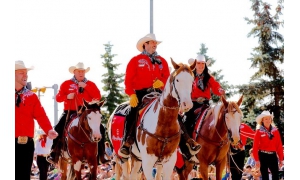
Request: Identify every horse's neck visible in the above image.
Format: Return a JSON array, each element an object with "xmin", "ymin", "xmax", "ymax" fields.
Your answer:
[{"xmin": 211, "ymin": 105, "xmax": 227, "ymax": 137}]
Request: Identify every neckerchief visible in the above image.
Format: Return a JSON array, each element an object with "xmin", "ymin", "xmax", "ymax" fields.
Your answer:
[
  {"xmin": 196, "ymin": 73, "xmax": 205, "ymax": 91},
  {"xmin": 71, "ymin": 76, "xmax": 88, "ymax": 93},
  {"xmin": 39, "ymin": 135, "xmax": 47, "ymax": 148},
  {"xmin": 15, "ymin": 87, "xmax": 26, "ymax": 107},
  {"xmin": 260, "ymin": 125, "xmax": 274, "ymax": 140},
  {"xmin": 141, "ymin": 50, "xmax": 162, "ymax": 65}
]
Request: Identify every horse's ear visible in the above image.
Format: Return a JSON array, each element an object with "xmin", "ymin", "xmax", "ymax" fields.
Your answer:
[
  {"xmin": 237, "ymin": 95, "xmax": 243, "ymax": 106},
  {"xmin": 170, "ymin": 57, "xmax": 180, "ymax": 70},
  {"xmin": 221, "ymin": 95, "xmax": 228, "ymax": 107},
  {"xmin": 189, "ymin": 59, "xmax": 196, "ymax": 71}
]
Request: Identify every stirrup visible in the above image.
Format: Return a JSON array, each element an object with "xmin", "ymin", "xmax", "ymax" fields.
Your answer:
[
  {"xmin": 186, "ymin": 141, "xmax": 201, "ymax": 155},
  {"xmin": 118, "ymin": 146, "xmax": 130, "ymax": 158}
]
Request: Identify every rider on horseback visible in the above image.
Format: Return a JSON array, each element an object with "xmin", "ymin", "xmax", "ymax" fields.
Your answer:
[
  {"xmin": 118, "ymin": 33, "xmax": 170, "ymax": 157},
  {"xmin": 47, "ymin": 62, "xmax": 109, "ymax": 165},
  {"xmin": 119, "ymin": 33, "xmax": 199, "ymax": 158},
  {"xmin": 178, "ymin": 54, "xmax": 225, "ymax": 163}
]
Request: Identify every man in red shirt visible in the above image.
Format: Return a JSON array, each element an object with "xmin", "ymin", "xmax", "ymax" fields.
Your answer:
[
  {"xmin": 47, "ymin": 62, "xmax": 106, "ymax": 164},
  {"xmin": 15, "ymin": 60, "xmax": 58, "ymax": 180},
  {"xmin": 118, "ymin": 33, "xmax": 170, "ymax": 157}
]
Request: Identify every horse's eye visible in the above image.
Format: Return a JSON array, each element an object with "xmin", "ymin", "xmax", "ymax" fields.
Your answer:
[{"xmin": 176, "ymin": 79, "xmax": 179, "ymax": 82}]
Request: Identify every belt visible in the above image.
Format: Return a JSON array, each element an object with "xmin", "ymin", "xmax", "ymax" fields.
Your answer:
[
  {"xmin": 260, "ymin": 150, "xmax": 275, "ymax": 154},
  {"xmin": 192, "ymin": 97, "xmax": 209, "ymax": 103},
  {"xmin": 37, "ymin": 154, "xmax": 49, "ymax": 157}
]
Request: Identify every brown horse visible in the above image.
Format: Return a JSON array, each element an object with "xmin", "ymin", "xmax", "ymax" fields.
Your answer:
[
  {"xmin": 58, "ymin": 99, "xmax": 105, "ymax": 180},
  {"xmin": 177, "ymin": 95, "xmax": 243, "ymax": 180}
]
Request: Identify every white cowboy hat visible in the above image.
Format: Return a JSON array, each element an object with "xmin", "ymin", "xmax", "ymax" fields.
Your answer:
[
  {"xmin": 256, "ymin": 111, "xmax": 274, "ymax": 124},
  {"xmin": 136, "ymin": 33, "xmax": 162, "ymax": 52},
  {"xmin": 69, "ymin": 62, "xmax": 90, "ymax": 74},
  {"xmin": 194, "ymin": 54, "xmax": 211, "ymax": 66},
  {"xmin": 15, "ymin": 60, "xmax": 34, "ymax": 71},
  {"xmin": 37, "ymin": 129, "xmax": 46, "ymax": 135}
]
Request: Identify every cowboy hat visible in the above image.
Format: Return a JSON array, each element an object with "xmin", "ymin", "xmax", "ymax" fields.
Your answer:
[
  {"xmin": 37, "ymin": 129, "xmax": 46, "ymax": 135},
  {"xmin": 194, "ymin": 54, "xmax": 211, "ymax": 66},
  {"xmin": 15, "ymin": 60, "xmax": 34, "ymax": 71},
  {"xmin": 69, "ymin": 62, "xmax": 90, "ymax": 74},
  {"xmin": 136, "ymin": 33, "xmax": 162, "ymax": 52},
  {"xmin": 256, "ymin": 111, "xmax": 274, "ymax": 124}
]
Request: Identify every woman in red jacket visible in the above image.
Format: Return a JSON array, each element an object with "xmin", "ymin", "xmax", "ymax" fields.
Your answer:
[{"xmin": 253, "ymin": 111, "xmax": 284, "ymax": 180}]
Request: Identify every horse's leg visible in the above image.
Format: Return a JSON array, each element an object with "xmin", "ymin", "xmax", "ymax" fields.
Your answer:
[
  {"xmin": 90, "ymin": 158, "xmax": 98, "ymax": 180},
  {"xmin": 72, "ymin": 159, "xmax": 83, "ymax": 180},
  {"xmin": 215, "ymin": 160, "xmax": 226, "ymax": 180},
  {"xmin": 59, "ymin": 158, "xmax": 69, "ymax": 180},
  {"xmin": 130, "ymin": 156, "xmax": 142, "ymax": 180},
  {"xmin": 199, "ymin": 162, "xmax": 209, "ymax": 180},
  {"xmin": 161, "ymin": 153, "xmax": 176, "ymax": 180},
  {"xmin": 155, "ymin": 164, "xmax": 163, "ymax": 180},
  {"xmin": 141, "ymin": 155, "xmax": 156, "ymax": 180},
  {"xmin": 121, "ymin": 159, "xmax": 130, "ymax": 180}
]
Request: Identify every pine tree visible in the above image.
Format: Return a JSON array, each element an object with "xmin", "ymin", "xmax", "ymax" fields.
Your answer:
[
  {"xmin": 100, "ymin": 42, "xmax": 127, "ymax": 123},
  {"xmin": 197, "ymin": 43, "xmax": 235, "ymax": 103},
  {"xmin": 237, "ymin": 0, "xmax": 284, "ymax": 138}
]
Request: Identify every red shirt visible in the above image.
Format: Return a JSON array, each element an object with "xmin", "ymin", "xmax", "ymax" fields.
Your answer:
[
  {"xmin": 191, "ymin": 75, "xmax": 223, "ymax": 100},
  {"xmin": 15, "ymin": 89, "xmax": 52, "ymax": 138},
  {"xmin": 124, "ymin": 54, "xmax": 170, "ymax": 96},
  {"xmin": 56, "ymin": 80, "xmax": 101, "ymax": 110},
  {"xmin": 252, "ymin": 126, "xmax": 284, "ymax": 161}
]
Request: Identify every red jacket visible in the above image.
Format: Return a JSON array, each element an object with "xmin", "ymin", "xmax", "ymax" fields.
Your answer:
[
  {"xmin": 15, "ymin": 89, "xmax": 52, "ymax": 138},
  {"xmin": 56, "ymin": 80, "xmax": 101, "ymax": 111},
  {"xmin": 252, "ymin": 126, "xmax": 284, "ymax": 161},
  {"xmin": 124, "ymin": 54, "xmax": 170, "ymax": 96},
  {"xmin": 191, "ymin": 75, "xmax": 223, "ymax": 100}
]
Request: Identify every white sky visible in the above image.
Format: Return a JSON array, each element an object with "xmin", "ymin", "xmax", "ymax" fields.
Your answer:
[
  {"xmin": 3, "ymin": 0, "xmax": 294, "ymax": 178},
  {"xmin": 14, "ymin": 0, "xmax": 282, "ymax": 125}
]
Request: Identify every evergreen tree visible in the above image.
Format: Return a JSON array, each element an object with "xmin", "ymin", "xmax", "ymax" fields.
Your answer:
[
  {"xmin": 197, "ymin": 43, "xmax": 235, "ymax": 103},
  {"xmin": 100, "ymin": 42, "xmax": 127, "ymax": 124},
  {"xmin": 236, "ymin": 0, "xmax": 284, "ymax": 140}
]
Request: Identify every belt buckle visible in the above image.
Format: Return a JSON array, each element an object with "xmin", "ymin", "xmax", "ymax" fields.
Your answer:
[
  {"xmin": 17, "ymin": 136, "xmax": 28, "ymax": 144},
  {"xmin": 197, "ymin": 97, "xmax": 205, "ymax": 103}
]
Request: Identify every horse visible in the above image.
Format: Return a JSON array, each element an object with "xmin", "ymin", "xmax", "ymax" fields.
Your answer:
[
  {"xmin": 108, "ymin": 58, "xmax": 196, "ymax": 180},
  {"xmin": 177, "ymin": 95, "xmax": 243, "ymax": 180},
  {"xmin": 58, "ymin": 99, "xmax": 105, "ymax": 180}
]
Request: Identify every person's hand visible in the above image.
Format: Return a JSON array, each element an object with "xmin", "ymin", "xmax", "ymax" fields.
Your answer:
[
  {"xmin": 129, "ymin": 94, "xmax": 138, "ymax": 107},
  {"xmin": 255, "ymin": 161, "xmax": 260, "ymax": 169},
  {"xmin": 78, "ymin": 82, "xmax": 87, "ymax": 88},
  {"xmin": 47, "ymin": 129, "xmax": 58, "ymax": 139},
  {"xmin": 279, "ymin": 160, "xmax": 284, "ymax": 169},
  {"xmin": 67, "ymin": 93, "xmax": 75, "ymax": 99},
  {"xmin": 153, "ymin": 79, "xmax": 164, "ymax": 89}
]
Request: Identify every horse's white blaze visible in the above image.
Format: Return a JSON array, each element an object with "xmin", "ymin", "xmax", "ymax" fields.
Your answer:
[
  {"xmin": 172, "ymin": 71, "xmax": 194, "ymax": 112},
  {"xmin": 74, "ymin": 160, "xmax": 82, "ymax": 171},
  {"xmin": 225, "ymin": 108, "xmax": 242, "ymax": 144},
  {"xmin": 87, "ymin": 111, "xmax": 102, "ymax": 140}
]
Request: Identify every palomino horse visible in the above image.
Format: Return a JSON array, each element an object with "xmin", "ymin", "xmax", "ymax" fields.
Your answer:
[
  {"xmin": 108, "ymin": 58, "xmax": 196, "ymax": 180},
  {"xmin": 177, "ymin": 95, "xmax": 243, "ymax": 180},
  {"xmin": 58, "ymin": 99, "xmax": 105, "ymax": 180}
]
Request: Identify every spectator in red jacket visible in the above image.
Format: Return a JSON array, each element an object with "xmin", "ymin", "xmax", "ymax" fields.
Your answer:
[
  {"xmin": 47, "ymin": 62, "xmax": 103, "ymax": 164},
  {"xmin": 253, "ymin": 111, "xmax": 284, "ymax": 180},
  {"xmin": 118, "ymin": 33, "xmax": 170, "ymax": 157},
  {"xmin": 15, "ymin": 60, "xmax": 58, "ymax": 180}
]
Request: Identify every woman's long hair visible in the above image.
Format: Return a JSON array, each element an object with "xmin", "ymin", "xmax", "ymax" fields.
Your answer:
[{"xmin": 193, "ymin": 64, "xmax": 211, "ymax": 91}]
